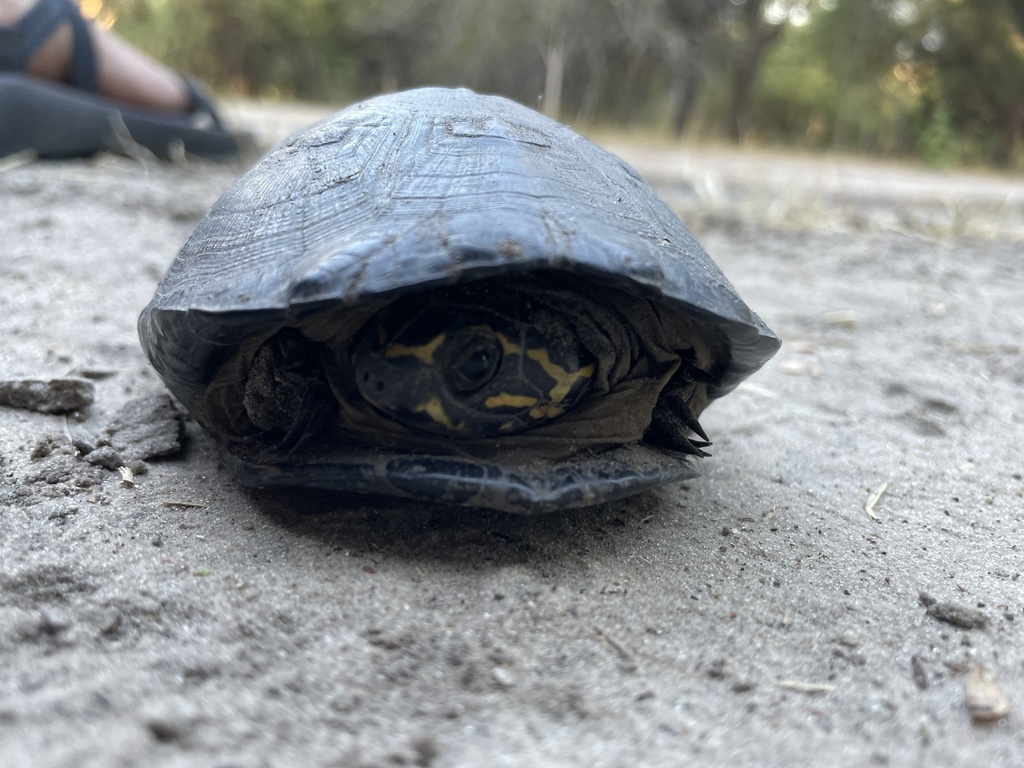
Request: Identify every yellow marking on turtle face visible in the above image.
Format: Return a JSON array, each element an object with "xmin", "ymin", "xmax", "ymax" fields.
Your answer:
[
  {"xmin": 529, "ymin": 404, "xmax": 567, "ymax": 420},
  {"xmin": 376, "ymin": 325, "xmax": 388, "ymax": 346},
  {"xmin": 413, "ymin": 396, "xmax": 462, "ymax": 431},
  {"xmin": 496, "ymin": 332, "xmax": 523, "ymax": 355},
  {"xmin": 484, "ymin": 393, "xmax": 538, "ymax": 410},
  {"xmin": 525, "ymin": 348, "xmax": 596, "ymax": 403},
  {"xmin": 384, "ymin": 333, "xmax": 445, "ymax": 365}
]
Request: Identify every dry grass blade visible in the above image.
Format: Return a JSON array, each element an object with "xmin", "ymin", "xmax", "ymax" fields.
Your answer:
[
  {"xmin": 778, "ymin": 680, "xmax": 836, "ymax": 694},
  {"xmin": 865, "ymin": 482, "xmax": 888, "ymax": 521}
]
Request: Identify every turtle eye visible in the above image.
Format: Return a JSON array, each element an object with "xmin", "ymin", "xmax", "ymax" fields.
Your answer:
[{"xmin": 448, "ymin": 337, "xmax": 502, "ymax": 396}]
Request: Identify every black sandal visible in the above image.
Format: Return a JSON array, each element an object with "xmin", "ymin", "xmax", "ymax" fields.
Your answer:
[{"xmin": 0, "ymin": 0, "xmax": 244, "ymax": 161}]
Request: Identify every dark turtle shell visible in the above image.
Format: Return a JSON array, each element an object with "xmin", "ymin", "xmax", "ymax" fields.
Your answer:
[{"xmin": 139, "ymin": 87, "xmax": 779, "ymax": 513}]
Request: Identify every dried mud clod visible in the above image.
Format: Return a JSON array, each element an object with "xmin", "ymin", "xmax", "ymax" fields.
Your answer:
[
  {"xmin": 24, "ymin": 394, "xmax": 186, "ymax": 495},
  {"xmin": 925, "ymin": 602, "xmax": 990, "ymax": 630},
  {"xmin": 0, "ymin": 377, "xmax": 95, "ymax": 414},
  {"xmin": 23, "ymin": 434, "xmax": 107, "ymax": 495},
  {"xmin": 918, "ymin": 591, "xmax": 990, "ymax": 630},
  {"xmin": 103, "ymin": 394, "xmax": 187, "ymax": 463},
  {"xmin": 71, "ymin": 393, "xmax": 187, "ymax": 472}
]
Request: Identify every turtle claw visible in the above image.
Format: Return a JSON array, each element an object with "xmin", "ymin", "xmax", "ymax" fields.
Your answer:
[
  {"xmin": 646, "ymin": 421, "xmax": 711, "ymax": 457},
  {"xmin": 673, "ymin": 434, "xmax": 712, "ymax": 458},
  {"xmin": 684, "ymin": 363, "xmax": 721, "ymax": 389},
  {"xmin": 648, "ymin": 390, "xmax": 712, "ymax": 458},
  {"xmin": 665, "ymin": 389, "xmax": 709, "ymax": 442}
]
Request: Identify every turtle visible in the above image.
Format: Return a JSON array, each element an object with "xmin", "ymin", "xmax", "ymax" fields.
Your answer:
[{"xmin": 139, "ymin": 87, "xmax": 780, "ymax": 514}]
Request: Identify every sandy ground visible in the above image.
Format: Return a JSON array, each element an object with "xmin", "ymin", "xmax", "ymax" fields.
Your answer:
[{"xmin": 1, "ymin": 100, "xmax": 1023, "ymax": 767}]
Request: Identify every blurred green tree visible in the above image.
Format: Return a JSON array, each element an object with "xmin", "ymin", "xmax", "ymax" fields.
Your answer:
[
  {"xmin": 102, "ymin": 0, "xmax": 1023, "ymax": 167},
  {"xmin": 750, "ymin": 0, "xmax": 1024, "ymax": 165},
  {"xmin": 909, "ymin": 0, "xmax": 1024, "ymax": 165}
]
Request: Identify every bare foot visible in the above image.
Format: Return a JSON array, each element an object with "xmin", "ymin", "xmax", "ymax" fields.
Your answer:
[{"xmin": 0, "ymin": 0, "xmax": 192, "ymax": 113}]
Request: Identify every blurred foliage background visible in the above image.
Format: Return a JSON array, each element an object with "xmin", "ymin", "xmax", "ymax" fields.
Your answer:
[{"xmin": 97, "ymin": 0, "xmax": 1024, "ymax": 168}]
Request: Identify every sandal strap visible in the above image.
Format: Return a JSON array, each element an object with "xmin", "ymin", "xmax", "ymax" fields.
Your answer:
[
  {"xmin": 63, "ymin": 0, "xmax": 97, "ymax": 91},
  {"xmin": 184, "ymin": 77, "xmax": 227, "ymax": 129},
  {"xmin": 0, "ymin": 0, "xmax": 97, "ymax": 91}
]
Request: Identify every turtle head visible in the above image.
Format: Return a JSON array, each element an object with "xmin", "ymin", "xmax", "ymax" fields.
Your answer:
[{"xmin": 352, "ymin": 293, "xmax": 595, "ymax": 438}]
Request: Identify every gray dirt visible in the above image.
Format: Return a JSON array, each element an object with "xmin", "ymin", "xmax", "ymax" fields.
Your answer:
[{"xmin": 1, "ymin": 102, "xmax": 1022, "ymax": 767}]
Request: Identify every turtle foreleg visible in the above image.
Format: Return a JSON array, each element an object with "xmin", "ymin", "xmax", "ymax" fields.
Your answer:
[{"xmin": 242, "ymin": 329, "xmax": 337, "ymax": 454}]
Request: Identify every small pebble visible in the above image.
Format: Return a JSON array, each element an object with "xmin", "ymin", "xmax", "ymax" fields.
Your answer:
[
  {"xmin": 926, "ymin": 602, "xmax": 989, "ymax": 630},
  {"xmin": 37, "ymin": 607, "xmax": 72, "ymax": 634},
  {"xmin": 491, "ymin": 667, "xmax": 515, "ymax": 688},
  {"xmin": 69, "ymin": 428, "xmax": 97, "ymax": 455},
  {"xmin": 965, "ymin": 665, "xmax": 1011, "ymax": 723},
  {"xmin": 910, "ymin": 654, "xmax": 929, "ymax": 690},
  {"xmin": 30, "ymin": 437, "xmax": 58, "ymax": 459},
  {"xmin": 143, "ymin": 701, "xmax": 201, "ymax": 744},
  {"xmin": 100, "ymin": 611, "xmax": 124, "ymax": 638},
  {"xmin": 84, "ymin": 446, "xmax": 125, "ymax": 471}
]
